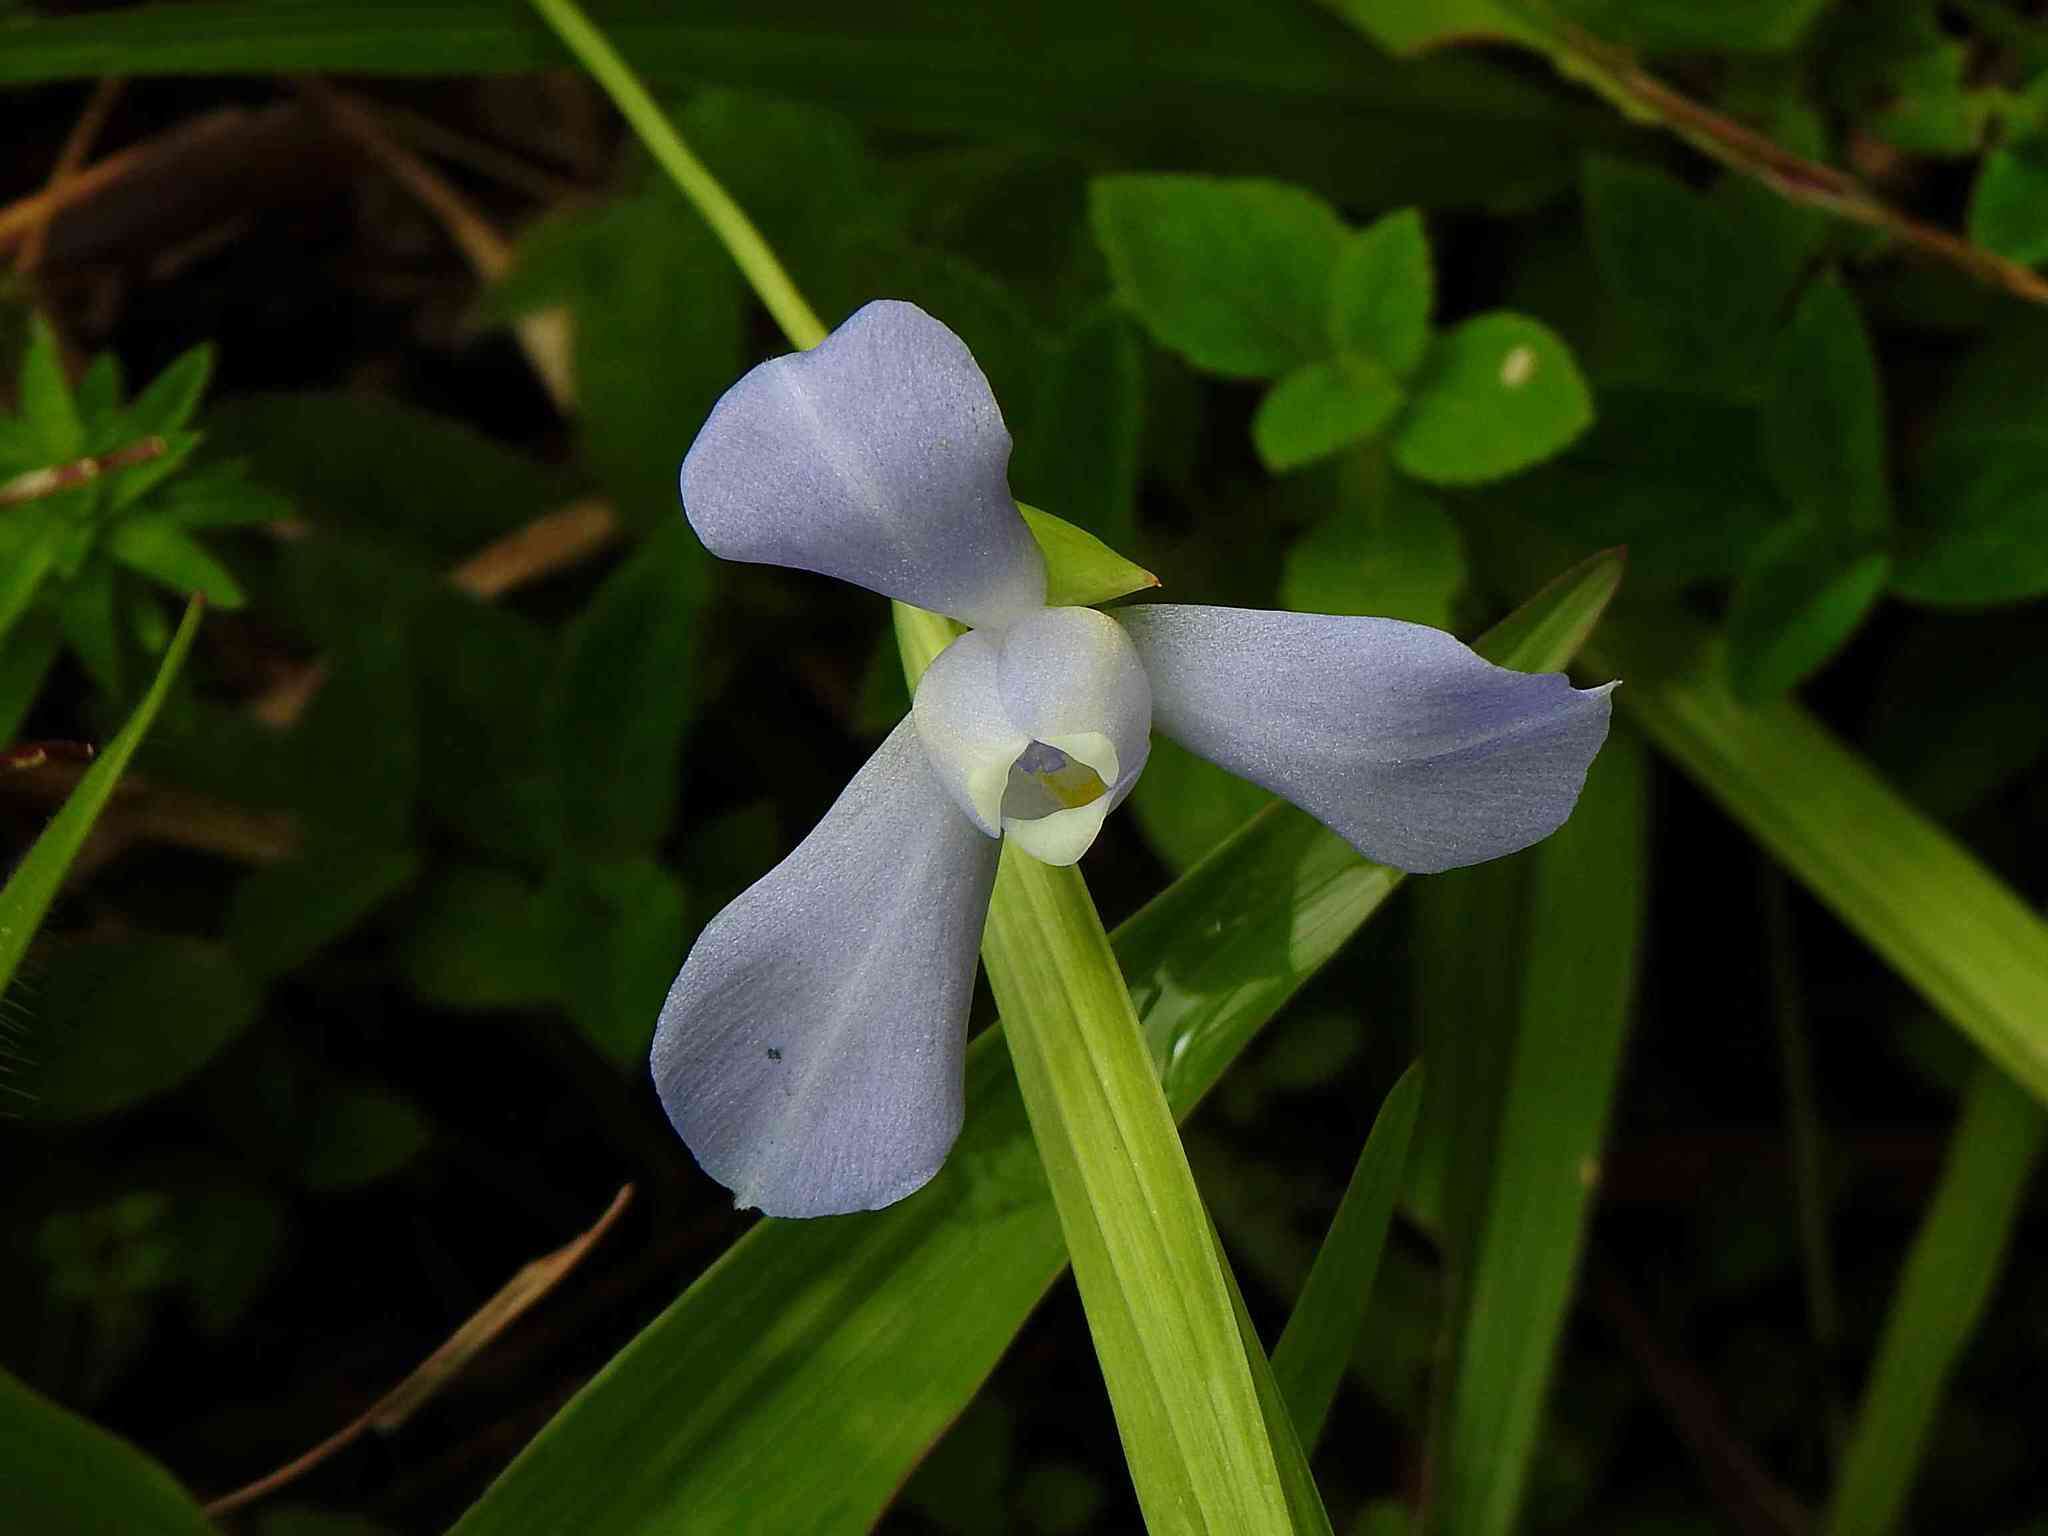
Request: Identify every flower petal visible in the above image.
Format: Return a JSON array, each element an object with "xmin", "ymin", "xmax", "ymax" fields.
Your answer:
[
  {"xmin": 1117, "ymin": 604, "xmax": 1614, "ymax": 873},
  {"xmin": 679, "ymin": 299, "xmax": 1047, "ymax": 629},
  {"xmin": 912, "ymin": 629, "xmax": 1029, "ymax": 837},
  {"xmin": 651, "ymin": 717, "xmax": 998, "ymax": 1217}
]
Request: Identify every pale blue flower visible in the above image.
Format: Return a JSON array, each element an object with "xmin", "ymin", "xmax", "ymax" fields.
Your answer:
[{"xmin": 654, "ymin": 300, "xmax": 1614, "ymax": 1218}]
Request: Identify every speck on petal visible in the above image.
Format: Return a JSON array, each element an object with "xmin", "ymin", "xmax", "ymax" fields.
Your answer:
[
  {"xmin": 651, "ymin": 716, "xmax": 998, "ymax": 1218},
  {"xmin": 678, "ymin": 299, "xmax": 1046, "ymax": 629},
  {"xmin": 1117, "ymin": 604, "xmax": 1613, "ymax": 873}
]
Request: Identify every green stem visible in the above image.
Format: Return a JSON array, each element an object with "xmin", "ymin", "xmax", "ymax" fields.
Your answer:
[{"xmin": 522, "ymin": 0, "xmax": 827, "ymax": 351}]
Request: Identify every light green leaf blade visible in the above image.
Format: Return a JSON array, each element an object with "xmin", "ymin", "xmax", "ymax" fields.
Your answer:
[
  {"xmin": 1967, "ymin": 135, "xmax": 2048, "ymax": 267},
  {"xmin": 0, "ymin": 610, "xmax": 63, "ymax": 743},
  {"xmin": 1020, "ymin": 503, "xmax": 1160, "ymax": 608},
  {"xmin": 1392, "ymin": 312, "xmax": 1592, "ymax": 486},
  {"xmin": 1270, "ymin": 1062, "xmax": 1423, "ymax": 1452},
  {"xmin": 106, "ymin": 518, "xmax": 247, "ymax": 608},
  {"xmin": 1253, "ymin": 357, "xmax": 1405, "ymax": 473},
  {"xmin": 116, "ymin": 342, "xmax": 215, "ymax": 439},
  {"xmin": 450, "ymin": 551, "xmax": 1624, "ymax": 1536},
  {"xmin": 1824, "ymin": 1061, "xmax": 2047, "ymax": 1536},
  {"xmin": 1441, "ymin": 724, "xmax": 1647, "ymax": 1536},
  {"xmin": 0, "ymin": 597, "xmax": 202, "ymax": 996},
  {"xmin": 1593, "ymin": 611, "xmax": 2048, "ymax": 1107},
  {"xmin": 18, "ymin": 312, "xmax": 83, "ymax": 462},
  {"xmin": 1329, "ymin": 208, "xmax": 1433, "ymax": 376},
  {"xmin": 0, "ymin": 1366, "xmax": 215, "ymax": 1536},
  {"xmin": 0, "ymin": 521, "xmax": 61, "ymax": 647},
  {"xmin": 1725, "ymin": 516, "xmax": 1890, "ymax": 700},
  {"xmin": 1091, "ymin": 174, "xmax": 1348, "ymax": 379}
]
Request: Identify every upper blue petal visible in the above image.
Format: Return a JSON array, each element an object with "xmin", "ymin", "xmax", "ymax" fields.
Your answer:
[
  {"xmin": 651, "ymin": 716, "xmax": 999, "ymax": 1218},
  {"xmin": 679, "ymin": 299, "xmax": 1046, "ymax": 629},
  {"xmin": 1116, "ymin": 604, "xmax": 1614, "ymax": 874}
]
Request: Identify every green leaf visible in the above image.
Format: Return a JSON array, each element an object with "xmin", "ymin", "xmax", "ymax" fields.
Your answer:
[
  {"xmin": 0, "ymin": 518, "xmax": 60, "ymax": 647},
  {"xmin": 55, "ymin": 564, "xmax": 125, "ymax": 702},
  {"xmin": 1270, "ymin": 1063, "xmax": 1422, "ymax": 1453},
  {"xmin": 74, "ymin": 351, "xmax": 124, "ymax": 431},
  {"xmin": 1894, "ymin": 427, "xmax": 2048, "ymax": 607},
  {"xmin": 1019, "ymin": 503, "xmax": 1160, "ymax": 608},
  {"xmin": 0, "ymin": 598, "xmax": 201, "ymax": 995},
  {"xmin": 1392, "ymin": 312, "xmax": 1592, "ymax": 485},
  {"xmin": 1440, "ymin": 726, "xmax": 1646, "ymax": 1536},
  {"xmin": 448, "ymin": 550, "xmax": 1624, "ymax": 1536},
  {"xmin": 1824, "ymin": 1061, "xmax": 2047, "ymax": 1536},
  {"xmin": 1762, "ymin": 276, "xmax": 1889, "ymax": 538},
  {"xmin": 18, "ymin": 312, "xmax": 83, "ymax": 462},
  {"xmin": 1552, "ymin": 0, "xmax": 1829, "ymax": 51},
  {"xmin": 296, "ymin": 1081, "xmax": 434, "ymax": 1191},
  {"xmin": 1316, "ymin": 0, "xmax": 1539, "ymax": 55},
  {"xmin": 226, "ymin": 845, "xmax": 421, "ymax": 981},
  {"xmin": 1725, "ymin": 517, "xmax": 1890, "ymax": 699},
  {"xmin": 1591, "ymin": 609, "xmax": 2048, "ymax": 1109},
  {"xmin": 105, "ymin": 429, "xmax": 202, "ymax": 513},
  {"xmin": 1091, "ymin": 175, "xmax": 1348, "ymax": 378},
  {"xmin": 1581, "ymin": 157, "xmax": 1804, "ymax": 379},
  {"xmin": 142, "ymin": 467, "xmax": 296, "ymax": 529},
  {"xmin": 1253, "ymin": 356, "xmax": 1405, "ymax": 472},
  {"xmin": 403, "ymin": 866, "xmax": 558, "ymax": 1010},
  {"xmin": 30, "ymin": 936, "xmax": 262, "ymax": 1121},
  {"xmin": 545, "ymin": 856, "xmax": 688, "ymax": 1065},
  {"xmin": 546, "ymin": 520, "xmax": 706, "ymax": 853},
  {"xmin": 1129, "ymin": 735, "xmax": 1277, "ymax": 874},
  {"xmin": 105, "ymin": 518, "xmax": 247, "ymax": 608},
  {"xmin": 0, "ymin": 1366, "xmax": 215, "ymax": 1536},
  {"xmin": 115, "ymin": 342, "xmax": 214, "ymax": 439},
  {"xmin": 1328, "ymin": 208, "xmax": 1433, "ymax": 376},
  {"xmin": 1013, "ymin": 306, "xmax": 1146, "ymax": 550},
  {"xmin": 1279, "ymin": 477, "xmax": 1465, "ymax": 629},
  {"xmin": 1968, "ymin": 136, "xmax": 2048, "ymax": 267},
  {"xmin": 0, "ymin": 609, "xmax": 62, "ymax": 742}
]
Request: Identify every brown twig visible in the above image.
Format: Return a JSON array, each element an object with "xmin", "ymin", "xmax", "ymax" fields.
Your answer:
[
  {"xmin": 297, "ymin": 77, "xmax": 576, "ymax": 411},
  {"xmin": 1589, "ymin": 1260, "xmax": 1814, "ymax": 1536},
  {"xmin": 202, "ymin": 1184, "xmax": 635, "ymax": 1518},
  {"xmin": 0, "ymin": 437, "xmax": 168, "ymax": 508},
  {"xmin": 15, "ymin": 77, "xmax": 127, "ymax": 276},
  {"xmin": 0, "ymin": 107, "xmax": 260, "ymax": 255},
  {"xmin": 449, "ymin": 496, "xmax": 619, "ymax": 599},
  {"xmin": 369, "ymin": 97, "xmax": 589, "ymax": 205}
]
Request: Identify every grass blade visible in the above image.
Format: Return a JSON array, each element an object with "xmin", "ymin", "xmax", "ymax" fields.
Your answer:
[
  {"xmin": 1824, "ymin": 1061, "xmax": 2046, "ymax": 1536},
  {"xmin": 1, "ymin": 1367, "xmax": 215, "ymax": 1536},
  {"xmin": 1439, "ymin": 723, "xmax": 1648, "ymax": 1536},
  {"xmin": 450, "ymin": 552, "xmax": 1623, "ymax": 1536},
  {"xmin": 1591, "ymin": 614, "xmax": 2048, "ymax": 1108},
  {"xmin": 0, "ymin": 597, "xmax": 202, "ymax": 995},
  {"xmin": 1271, "ymin": 1063, "xmax": 1423, "ymax": 1454}
]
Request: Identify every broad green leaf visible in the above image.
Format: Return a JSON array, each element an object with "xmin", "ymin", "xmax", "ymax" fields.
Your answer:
[
  {"xmin": 1825, "ymin": 1061, "xmax": 2046, "ymax": 1536},
  {"xmin": 0, "ymin": 598, "xmax": 201, "ymax": 995},
  {"xmin": 144, "ymin": 468, "xmax": 296, "ymax": 529},
  {"xmin": 979, "ymin": 847, "xmax": 1294, "ymax": 1534},
  {"xmin": 1091, "ymin": 175, "xmax": 1348, "ymax": 378},
  {"xmin": 1253, "ymin": 357, "xmax": 1405, "ymax": 472},
  {"xmin": 226, "ymin": 844, "xmax": 421, "ymax": 981},
  {"xmin": 0, "ymin": 609, "xmax": 62, "ymax": 742},
  {"xmin": 1279, "ymin": 478, "xmax": 1465, "ymax": 629},
  {"xmin": 1894, "ymin": 427, "xmax": 2048, "ymax": 607},
  {"xmin": 205, "ymin": 394, "xmax": 570, "ymax": 560},
  {"xmin": 1968, "ymin": 136, "xmax": 2048, "ymax": 266},
  {"xmin": 1328, "ymin": 209, "xmax": 1433, "ymax": 376},
  {"xmin": 546, "ymin": 519, "xmax": 706, "ymax": 853},
  {"xmin": 1581, "ymin": 157, "xmax": 1801, "ymax": 380},
  {"xmin": 450, "ymin": 550, "xmax": 1623, "ymax": 1536},
  {"xmin": 0, "ymin": 1367, "xmax": 214, "ymax": 1536},
  {"xmin": 115, "ymin": 342, "xmax": 214, "ymax": 439},
  {"xmin": 1440, "ymin": 726, "xmax": 1646, "ymax": 1536},
  {"xmin": 1270, "ymin": 1062, "xmax": 1422, "ymax": 1452},
  {"xmin": 30, "ymin": 935, "xmax": 262, "ymax": 1121},
  {"xmin": 1129, "ymin": 735, "xmax": 1278, "ymax": 874},
  {"xmin": 1019, "ymin": 503, "xmax": 1160, "ymax": 608},
  {"xmin": 1314, "ymin": 0, "xmax": 1538, "ymax": 54},
  {"xmin": 106, "ymin": 518, "xmax": 247, "ymax": 608},
  {"xmin": 1014, "ymin": 307, "xmax": 1146, "ymax": 549},
  {"xmin": 1725, "ymin": 517, "xmax": 1890, "ymax": 700},
  {"xmin": 297, "ymin": 1081, "xmax": 434, "ymax": 1191},
  {"xmin": 18, "ymin": 313, "xmax": 83, "ymax": 462},
  {"xmin": 1552, "ymin": 0, "xmax": 1830, "ymax": 54},
  {"xmin": 0, "ymin": 0, "xmax": 1615, "ymax": 214},
  {"xmin": 1592, "ymin": 610, "xmax": 2048, "ymax": 1108},
  {"xmin": 546, "ymin": 855, "xmax": 689, "ymax": 1065},
  {"xmin": 403, "ymin": 865, "xmax": 558, "ymax": 1010},
  {"xmin": 1393, "ymin": 312, "xmax": 1592, "ymax": 485},
  {"xmin": 1762, "ymin": 276, "xmax": 1889, "ymax": 538}
]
